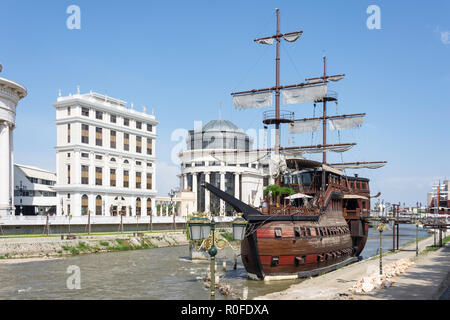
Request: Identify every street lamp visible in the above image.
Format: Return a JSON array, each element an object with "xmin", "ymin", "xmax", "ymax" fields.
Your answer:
[
  {"xmin": 415, "ymin": 220, "xmax": 423, "ymax": 256},
  {"xmin": 168, "ymin": 189, "xmax": 176, "ymax": 230},
  {"xmin": 375, "ymin": 221, "xmax": 390, "ymax": 275},
  {"xmin": 187, "ymin": 215, "xmax": 248, "ymax": 299}
]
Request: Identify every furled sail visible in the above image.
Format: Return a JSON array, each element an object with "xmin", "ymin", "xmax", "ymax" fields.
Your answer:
[
  {"xmin": 329, "ymin": 115, "xmax": 365, "ymax": 130},
  {"xmin": 210, "ymin": 150, "xmax": 271, "ymax": 165},
  {"xmin": 289, "ymin": 119, "xmax": 321, "ymax": 134},
  {"xmin": 282, "ymin": 84, "xmax": 327, "ymax": 105},
  {"xmin": 232, "ymin": 90, "xmax": 273, "ymax": 109},
  {"xmin": 330, "ymin": 161, "xmax": 387, "ymax": 170},
  {"xmin": 328, "ymin": 75, "xmax": 345, "ymax": 82},
  {"xmin": 283, "ymin": 32, "xmax": 302, "ymax": 42},
  {"xmin": 254, "ymin": 38, "xmax": 274, "ymax": 45},
  {"xmin": 296, "ymin": 144, "xmax": 354, "ymax": 154}
]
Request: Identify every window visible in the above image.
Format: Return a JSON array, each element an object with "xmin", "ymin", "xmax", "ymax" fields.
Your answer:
[
  {"xmin": 147, "ymin": 162, "xmax": 152, "ymax": 167},
  {"xmin": 110, "ymin": 169, "xmax": 116, "ymax": 187},
  {"xmin": 295, "ymin": 256, "xmax": 306, "ymax": 266},
  {"xmin": 136, "ymin": 198, "xmax": 141, "ymax": 216},
  {"xmin": 67, "ymin": 153, "xmax": 71, "ymax": 158},
  {"xmin": 67, "ymin": 124, "xmax": 71, "ymax": 143},
  {"xmin": 81, "ymin": 195, "xmax": 88, "ymax": 215},
  {"xmin": 81, "ymin": 165, "xmax": 89, "ymax": 184},
  {"xmin": 271, "ymin": 256, "xmax": 279, "ymax": 267},
  {"xmin": 110, "ymin": 157, "xmax": 116, "ymax": 162},
  {"xmin": 123, "ymin": 170, "xmax": 129, "ymax": 188},
  {"xmin": 96, "ymin": 195, "xmax": 102, "ymax": 215},
  {"xmin": 294, "ymin": 227, "xmax": 301, "ymax": 238},
  {"xmin": 136, "ymin": 121, "xmax": 142, "ymax": 129},
  {"xmin": 96, "ymin": 111, "xmax": 103, "ymax": 120},
  {"xmin": 124, "ymin": 133, "xmax": 129, "ymax": 151},
  {"xmin": 136, "ymin": 161, "xmax": 142, "ymax": 166},
  {"xmin": 136, "ymin": 172, "xmax": 141, "ymax": 189},
  {"xmin": 81, "ymin": 124, "xmax": 89, "ymax": 144},
  {"xmin": 95, "ymin": 167, "xmax": 102, "ymax": 185},
  {"xmin": 147, "ymin": 174, "xmax": 152, "ymax": 190},
  {"xmin": 95, "ymin": 155, "xmax": 102, "ymax": 160},
  {"xmin": 67, "ymin": 107, "xmax": 71, "ymax": 116},
  {"xmin": 110, "ymin": 130, "xmax": 116, "ymax": 149},
  {"xmin": 147, "ymin": 138, "xmax": 152, "ymax": 155},
  {"xmin": 82, "ymin": 107, "xmax": 89, "ymax": 117},
  {"xmin": 136, "ymin": 136, "xmax": 142, "ymax": 153},
  {"xmin": 110, "ymin": 114, "xmax": 116, "ymax": 123},
  {"xmin": 124, "ymin": 118, "xmax": 130, "ymax": 126},
  {"xmin": 81, "ymin": 153, "xmax": 89, "ymax": 158},
  {"xmin": 147, "ymin": 124, "xmax": 152, "ymax": 132},
  {"xmin": 95, "ymin": 127, "xmax": 102, "ymax": 146},
  {"xmin": 67, "ymin": 165, "xmax": 71, "ymax": 184}
]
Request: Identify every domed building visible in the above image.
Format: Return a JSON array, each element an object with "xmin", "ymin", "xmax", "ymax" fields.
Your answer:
[{"xmin": 178, "ymin": 120, "xmax": 267, "ymax": 216}]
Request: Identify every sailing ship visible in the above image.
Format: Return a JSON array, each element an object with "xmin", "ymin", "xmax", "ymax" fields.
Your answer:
[{"xmin": 203, "ymin": 9, "xmax": 386, "ymax": 280}]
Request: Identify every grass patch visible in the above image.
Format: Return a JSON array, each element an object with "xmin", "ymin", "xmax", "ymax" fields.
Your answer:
[{"xmin": 99, "ymin": 241, "xmax": 109, "ymax": 246}]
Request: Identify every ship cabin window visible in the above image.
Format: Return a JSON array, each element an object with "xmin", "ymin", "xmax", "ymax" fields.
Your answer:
[
  {"xmin": 300, "ymin": 227, "xmax": 306, "ymax": 237},
  {"xmin": 318, "ymin": 228, "xmax": 324, "ymax": 237},
  {"xmin": 317, "ymin": 254, "xmax": 324, "ymax": 263},
  {"xmin": 271, "ymin": 256, "xmax": 279, "ymax": 267},
  {"xmin": 274, "ymin": 228, "xmax": 282, "ymax": 239},
  {"xmin": 294, "ymin": 227, "xmax": 301, "ymax": 238},
  {"xmin": 306, "ymin": 228, "xmax": 311, "ymax": 237},
  {"xmin": 295, "ymin": 256, "xmax": 306, "ymax": 266}
]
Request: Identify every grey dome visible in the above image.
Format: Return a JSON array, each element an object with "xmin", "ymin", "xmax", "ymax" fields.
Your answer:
[{"xmin": 202, "ymin": 120, "xmax": 242, "ymax": 132}]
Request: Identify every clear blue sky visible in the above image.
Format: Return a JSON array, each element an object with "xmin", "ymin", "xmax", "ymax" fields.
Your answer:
[{"xmin": 1, "ymin": 0, "xmax": 449, "ymax": 206}]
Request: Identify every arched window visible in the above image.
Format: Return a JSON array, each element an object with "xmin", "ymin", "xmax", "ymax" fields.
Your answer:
[
  {"xmin": 147, "ymin": 198, "xmax": 152, "ymax": 216},
  {"xmin": 81, "ymin": 194, "xmax": 88, "ymax": 215},
  {"xmin": 110, "ymin": 157, "xmax": 116, "ymax": 162},
  {"xmin": 136, "ymin": 198, "xmax": 141, "ymax": 216},
  {"xmin": 95, "ymin": 195, "xmax": 102, "ymax": 215},
  {"xmin": 123, "ymin": 159, "xmax": 129, "ymax": 164}
]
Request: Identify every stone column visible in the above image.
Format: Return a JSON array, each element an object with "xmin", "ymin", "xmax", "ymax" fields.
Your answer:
[
  {"xmin": 0, "ymin": 122, "xmax": 11, "ymax": 216},
  {"xmin": 234, "ymin": 173, "xmax": 240, "ymax": 201},
  {"xmin": 0, "ymin": 76, "xmax": 27, "ymax": 216},
  {"xmin": 192, "ymin": 173, "xmax": 197, "ymax": 212},
  {"xmin": 205, "ymin": 172, "xmax": 210, "ymax": 213},
  {"xmin": 220, "ymin": 172, "xmax": 225, "ymax": 216},
  {"xmin": 183, "ymin": 174, "xmax": 188, "ymax": 191}
]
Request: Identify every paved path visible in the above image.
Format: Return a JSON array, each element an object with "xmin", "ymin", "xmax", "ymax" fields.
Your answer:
[{"xmin": 255, "ymin": 235, "xmax": 450, "ymax": 300}]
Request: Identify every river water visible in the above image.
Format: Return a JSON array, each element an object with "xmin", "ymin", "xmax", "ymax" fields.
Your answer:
[{"xmin": 0, "ymin": 224, "xmax": 431, "ymax": 300}]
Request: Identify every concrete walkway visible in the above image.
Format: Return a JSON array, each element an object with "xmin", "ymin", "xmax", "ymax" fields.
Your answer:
[{"xmin": 255, "ymin": 234, "xmax": 450, "ymax": 300}]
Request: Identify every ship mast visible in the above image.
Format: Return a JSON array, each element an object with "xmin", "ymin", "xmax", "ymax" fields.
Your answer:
[{"xmin": 275, "ymin": 9, "xmax": 281, "ymax": 156}]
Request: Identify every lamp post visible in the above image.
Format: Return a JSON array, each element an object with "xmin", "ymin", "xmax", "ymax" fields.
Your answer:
[
  {"xmin": 168, "ymin": 189, "xmax": 176, "ymax": 230},
  {"xmin": 375, "ymin": 221, "xmax": 389, "ymax": 275},
  {"xmin": 187, "ymin": 215, "xmax": 247, "ymax": 300},
  {"xmin": 415, "ymin": 220, "xmax": 423, "ymax": 256}
]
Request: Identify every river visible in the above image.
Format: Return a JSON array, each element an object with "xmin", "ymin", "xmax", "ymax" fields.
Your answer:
[{"xmin": 0, "ymin": 224, "xmax": 430, "ymax": 300}]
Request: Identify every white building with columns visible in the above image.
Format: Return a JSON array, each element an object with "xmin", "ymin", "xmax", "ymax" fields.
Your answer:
[
  {"xmin": 53, "ymin": 89, "xmax": 158, "ymax": 217},
  {"xmin": 0, "ymin": 74, "xmax": 27, "ymax": 216},
  {"xmin": 178, "ymin": 120, "xmax": 267, "ymax": 216}
]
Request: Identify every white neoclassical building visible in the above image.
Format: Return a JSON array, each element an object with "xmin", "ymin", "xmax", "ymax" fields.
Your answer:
[
  {"xmin": 53, "ymin": 89, "xmax": 158, "ymax": 217},
  {"xmin": 178, "ymin": 120, "xmax": 268, "ymax": 216},
  {"xmin": 0, "ymin": 73, "xmax": 27, "ymax": 216}
]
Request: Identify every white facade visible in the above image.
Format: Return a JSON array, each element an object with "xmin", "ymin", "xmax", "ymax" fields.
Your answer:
[
  {"xmin": 14, "ymin": 164, "xmax": 57, "ymax": 215},
  {"xmin": 178, "ymin": 120, "xmax": 267, "ymax": 216},
  {"xmin": 0, "ymin": 76, "xmax": 27, "ymax": 216},
  {"xmin": 53, "ymin": 90, "xmax": 158, "ymax": 217}
]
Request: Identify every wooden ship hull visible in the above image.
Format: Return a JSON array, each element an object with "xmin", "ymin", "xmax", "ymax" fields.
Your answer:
[
  {"xmin": 241, "ymin": 215, "xmax": 368, "ymax": 280},
  {"xmin": 203, "ymin": 176, "xmax": 371, "ymax": 280}
]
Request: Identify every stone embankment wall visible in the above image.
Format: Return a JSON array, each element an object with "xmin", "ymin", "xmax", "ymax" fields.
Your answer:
[{"xmin": 0, "ymin": 232, "xmax": 189, "ymax": 260}]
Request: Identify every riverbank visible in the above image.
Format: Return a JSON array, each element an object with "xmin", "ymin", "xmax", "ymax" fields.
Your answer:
[
  {"xmin": 0, "ymin": 231, "xmax": 189, "ymax": 263},
  {"xmin": 254, "ymin": 233, "xmax": 450, "ymax": 300}
]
